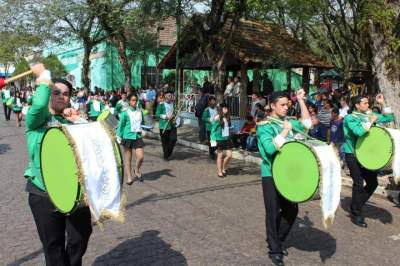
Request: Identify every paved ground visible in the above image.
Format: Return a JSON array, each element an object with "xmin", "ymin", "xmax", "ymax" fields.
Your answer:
[{"xmin": 1, "ymin": 113, "xmax": 400, "ymax": 266}]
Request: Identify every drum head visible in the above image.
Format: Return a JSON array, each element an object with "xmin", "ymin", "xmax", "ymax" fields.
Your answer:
[
  {"xmin": 40, "ymin": 128, "xmax": 81, "ymax": 213},
  {"xmin": 272, "ymin": 141, "xmax": 320, "ymax": 203},
  {"xmin": 355, "ymin": 127, "xmax": 393, "ymax": 170}
]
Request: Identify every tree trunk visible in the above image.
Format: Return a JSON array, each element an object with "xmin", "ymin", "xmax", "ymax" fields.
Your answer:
[
  {"xmin": 116, "ymin": 37, "xmax": 132, "ymax": 92},
  {"xmin": 142, "ymin": 53, "xmax": 148, "ymax": 88},
  {"xmin": 370, "ymin": 22, "xmax": 400, "ymax": 125},
  {"xmin": 213, "ymin": 59, "xmax": 227, "ymax": 103},
  {"xmin": 302, "ymin": 67, "xmax": 310, "ymax": 93},
  {"xmin": 82, "ymin": 41, "xmax": 93, "ymax": 90},
  {"xmin": 239, "ymin": 64, "xmax": 248, "ymax": 118},
  {"xmin": 253, "ymin": 67, "xmax": 260, "ymax": 94}
]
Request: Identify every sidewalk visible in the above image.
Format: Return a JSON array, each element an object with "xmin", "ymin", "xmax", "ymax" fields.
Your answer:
[{"xmin": 145, "ymin": 124, "xmax": 396, "ymax": 200}]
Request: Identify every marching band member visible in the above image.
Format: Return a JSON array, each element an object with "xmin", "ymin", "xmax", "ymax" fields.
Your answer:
[
  {"xmin": 1, "ymin": 86, "xmax": 12, "ymax": 120},
  {"xmin": 12, "ymin": 91, "xmax": 24, "ymax": 127},
  {"xmin": 256, "ymin": 89, "xmax": 311, "ymax": 266},
  {"xmin": 116, "ymin": 94, "xmax": 145, "ymax": 185},
  {"xmin": 202, "ymin": 96, "xmax": 218, "ymax": 159},
  {"xmin": 87, "ymin": 93, "xmax": 104, "ymax": 121},
  {"xmin": 210, "ymin": 103, "xmax": 233, "ymax": 177},
  {"xmin": 344, "ymin": 94, "xmax": 394, "ymax": 228},
  {"xmin": 156, "ymin": 90, "xmax": 177, "ymax": 160},
  {"xmin": 114, "ymin": 91, "xmax": 129, "ymax": 119},
  {"xmin": 25, "ymin": 64, "xmax": 92, "ymax": 266}
]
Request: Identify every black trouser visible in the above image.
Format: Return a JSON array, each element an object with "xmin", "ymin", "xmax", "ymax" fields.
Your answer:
[
  {"xmin": 160, "ymin": 127, "xmax": 177, "ymax": 159},
  {"xmin": 3, "ymin": 103, "xmax": 11, "ymax": 120},
  {"xmin": 345, "ymin": 153, "xmax": 378, "ymax": 216},
  {"xmin": 29, "ymin": 193, "xmax": 92, "ymax": 266},
  {"xmin": 198, "ymin": 117, "xmax": 206, "ymax": 142},
  {"xmin": 262, "ymin": 178, "xmax": 298, "ymax": 255},
  {"xmin": 206, "ymin": 130, "xmax": 216, "ymax": 157}
]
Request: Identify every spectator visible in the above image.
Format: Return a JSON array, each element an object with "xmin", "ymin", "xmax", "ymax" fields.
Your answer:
[
  {"xmin": 232, "ymin": 76, "xmax": 241, "ymax": 97},
  {"xmin": 232, "ymin": 115, "xmax": 255, "ymax": 149},
  {"xmin": 317, "ymin": 99, "xmax": 333, "ymax": 142},
  {"xmin": 224, "ymin": 77, "xmax": 235, "ymax": 97},
  {"xmin": 330, "ymin": 108, "xmax": 345, "ymax": 168},
  {"xmin": 202, "ymin": 76, "xmax": 213, "ymax": 95},
  {"xmin": 250, "ymin": 93, "xmax": 266, "ymax": 117},
  {"xmin": 146, "ymin": 85, "xmax": 156, "ymax": 117},
  {"xmin": 339, "ymin": 97, "xmax": 350, "ymax": 119},
  {"xmin": 195, "ymin": 89, "xmax": 209, "ymax": 143}
]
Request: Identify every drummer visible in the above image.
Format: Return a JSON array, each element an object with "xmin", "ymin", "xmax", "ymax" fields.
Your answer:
[
  {"xmin": 256, "ymin": 89, "xmax": 311, "ymax": 266},
  {"xmin": 24, "ymin": 64, "xmax": 92, "ymax": 265},
  {"xmin": 116, "ymin": 93, "xmax": 145, "ymax": 185},
  {"xmin": 344, "ymin": 94, "xmax": 394, "ymax": 228}
]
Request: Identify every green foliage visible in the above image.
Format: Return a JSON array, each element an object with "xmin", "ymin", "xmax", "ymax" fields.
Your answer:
[
  {"xmin": 13, "ymin": 58, "xmax": 30, "ymax": 75},
  {"xmin": 42, "ymin": 54, "xmax": 67, "ymax": 79}
]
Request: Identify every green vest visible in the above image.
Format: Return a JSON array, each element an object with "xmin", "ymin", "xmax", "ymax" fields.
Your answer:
[
  {"xmin": 12, "ymin": 97, "xmax": 23, "ymax": 112},
  {"xmin": 156, "ymin": 102, "xmax": 175, "ymax": 131},
  {"xmin": 202, "ymin": 107, "xmax": 217, "ymax": 131},
  {"xmin": 116, "ymin": 107, "xmax": 144, "ymax": 140},
  {"xmin": 210, "ymin": 119, "xmax": 230, "ymax": 141},
  {"xmin": 1, "ymin": 89, "xmax": 11, "ymax": 103},
  {"xmin": 256, "ymin": 118, "xmax": 305, "ymax": 179},
  {"xmin": 24, "ymin": 83, "xmax": 70, "ymax": 191},
  {"xmin": 88, "ymin": 100, "xmax": 104, "ymax": 118}
]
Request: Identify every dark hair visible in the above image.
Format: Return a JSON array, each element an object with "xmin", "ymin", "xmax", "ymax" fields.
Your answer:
[
  {"xmin": 218, "ymin": 104, "xmax": 231, "ymax": 127},
  {"xmin": 332, "ymin": 108, "xmax": 339, "ymax": 115},
  {"xmin": 208, "ymin": 96, "xmax": 216, "ymax": 102},
  {"xmin": 246, "ymin": 115, "xmax": 253, "ymax": 121},
  {"xmin": 269, "ymin": 91, "xmax": 289, "ymax": 104},
  {"xmin": 127, "ymin": 93, "xmax": 138, "ymax": 101},
  {"xmin": 349, "ymin": 95, "xmax": 368, "ymax": 113},
  {"xmin": 53, "ymin": 79, "xmax": 73, "ymax": 95},
  {"xmin": 324, "ymin": 99, "xmax": 333, "ymax": 108},
  {"xmin": 372, "ymin": 106, "xmax": 381, "ymax": 114}
]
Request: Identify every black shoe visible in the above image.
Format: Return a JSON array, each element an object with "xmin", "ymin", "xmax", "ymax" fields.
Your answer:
[
  {"xmin": 269, "ymin": 254, "xmax": 284, "ymax": 266},
  {"xmin": 351, "ymin": 215, "xmax": 367, "ymax": 228}
]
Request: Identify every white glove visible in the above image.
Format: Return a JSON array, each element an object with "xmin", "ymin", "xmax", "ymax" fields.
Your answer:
[{"xmin": 116, "ymin": 136, "xmax": 122, "ymax": 144}]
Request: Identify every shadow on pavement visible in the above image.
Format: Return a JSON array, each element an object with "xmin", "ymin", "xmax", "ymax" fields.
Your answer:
[
  {"xmin": 143, "ymin": 169, "xmax": 175, "ymax": 181},
  {"xmin": 8, "ymin": 248, "xmax": 43, "ymax": 266},
  {"xmin": 126, "ymin": 179, "xmax": 260, "ymax": 210},
  {"xmin": 92, "ymin": 230, "xmax": 187, "ymax": 265},
  {"xmin": 286, "ymin": 213, "xmax": 336, "ymax": 263},
  {"xmin": 0, "ymin": 143, "xmax": 11, "ymax": 155},
  {"xmin": 341, "ymin": 196, "xmax": 393, "ymax": 224}
]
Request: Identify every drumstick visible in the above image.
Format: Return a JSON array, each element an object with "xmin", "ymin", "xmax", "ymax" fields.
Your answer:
[{"xmin": 0, "ymin": 70, "xmax": 33, "ymax": 89}]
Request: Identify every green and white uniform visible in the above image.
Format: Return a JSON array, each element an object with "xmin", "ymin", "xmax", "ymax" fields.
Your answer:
[
  {"xmin": 116, "ymin": 106, "xmax": 145, "ymax": 141},
  {"xmin": 12, "ymin": 97, "xmax": 24, "ymax": 112},
  {"xmin": 256, "ymin": 117, "xmax": 306, "ymax": 179},
  {"xmin": 1, "ymin": 88, "xmax": 11, "ymax": 103},
  {"xmin": 156, "ymin": 102, "xmax": 176, "ymax": 131},
  {"xmin": 202, "ymin": 106, "xmax": 218, "ymax": 132},
  {"xmin": 343, "ymin": 111, "xmax": 394, "ymax": 154},
  {"xmin": 24, "ymin": 83, "xmax": 71, "ymax": 193},
  {"xmin": 87, "ymin": 100, "xmax": 105, "ymax": 119},
  {"xmin": 114, "ymin": 99, "xmax": 129, "ymax": 118}
]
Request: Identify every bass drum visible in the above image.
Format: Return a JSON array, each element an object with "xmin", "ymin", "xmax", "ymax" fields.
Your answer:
[
  {"xmin": 355, "ymin": 126, "xmax": 394, "ymax": 170},
  {"xmin": 40, "ymin": 122, "xmax": 123, "ymax": 218}
]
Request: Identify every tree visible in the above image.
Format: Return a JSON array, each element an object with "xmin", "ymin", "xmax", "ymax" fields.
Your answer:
[
  {"xmin": 42, "ymin": 54, "xmax": 67, "ymax": 79},
  {"xmin": 88, "ymin": 0, "xmax": 135, "ymax": 92}
]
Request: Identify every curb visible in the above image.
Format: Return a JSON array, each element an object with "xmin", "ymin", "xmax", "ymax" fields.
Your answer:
[{"xmin": 144, "ymin": 131, "xmax": 390, "ymax": 199}]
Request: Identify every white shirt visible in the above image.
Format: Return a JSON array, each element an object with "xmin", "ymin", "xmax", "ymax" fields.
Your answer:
[
  {"xmin": 224, "ymin": 82, "xmax": 235, "ymax": 96},
  {"xmin": 339, "ymin": 106, "xmax": 349, "ymax": 118}
]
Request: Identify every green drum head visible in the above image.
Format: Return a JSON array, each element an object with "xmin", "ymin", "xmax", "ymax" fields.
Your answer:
[
  {"xmin": 272, "ymin": 141, "xmax": 320, "ymax": 203},
  {"xmin": 355, "ymin": 127, "xmax": 393, "ymax": 170},
  {"xmin": 40, "ymin": 128, "xmax": 80, "ymax": 213},
  {"xmin": 97, "ymin": 110, "xmax": 110, "ymax": 121}
]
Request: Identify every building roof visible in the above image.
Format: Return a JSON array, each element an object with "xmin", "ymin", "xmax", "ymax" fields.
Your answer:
[{"xmin": 159, "ymin": 18, "xmax": 333, "ymax": 69}]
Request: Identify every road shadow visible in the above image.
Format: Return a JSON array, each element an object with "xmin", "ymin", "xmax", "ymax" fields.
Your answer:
[
  {"xmin": 341, "ymin": 196, "xmax": 393, "ymax": 224},
  {"xmin": 92, "ymin": 230, "xmax": 187, "ymax": 266},
  {"xmin": 143, "ymin": 169, "xmax": 175, "ymax": 181},
  {"xmin": 7, "ymin": 248, "xmax": 43, "ymax": 266},
  {"xmin": 0, "ymin": 143, "xmax": 11, "ymax": 155},
  {"xmin": 285, "ymin": 213, "xmax": 336, "ymax": 263}
]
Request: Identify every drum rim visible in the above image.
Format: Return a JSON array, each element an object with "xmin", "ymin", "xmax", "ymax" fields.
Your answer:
[
  {"xmin": 272, "ymin": 140, "xmax": 320, "ymax": 203},
  {"xmin": 40, "ymin": 127, "xmax": 81, "ymax": 214},
  {"xmin": 355, "ymin": 126, "xmax": 394, "ymax": 170}
]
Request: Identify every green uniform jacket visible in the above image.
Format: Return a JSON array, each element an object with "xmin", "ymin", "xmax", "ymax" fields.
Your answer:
[
  {"xmin": 210, "ymin": 119, "xmax": 230, "ymax": 141},
  {"xmin": 343, "ymin": 112, "xmax": 394, "ymax": 154},
  {"xmin": 115, "ymin": 100, "xmax": 129, "ymax": 117},
  {"xmin": 256, "ymin": 118, "xmax": 305, "ymax": 179},
  {"xmin": 1, "ymin": 89, "xmax": 11, "ymax": 103},
  {"xmin": 116, "ymin": 107, "xmax": 145, "ymax": 140},
  {"xmin": 202, "ymin": 107, "xmax": 217, "ymax": 131},
  {"xmin": 24, "ymin": 83, "xmax": 70, "ymax": 191},
  {"xmin": 12, "ymin": 97, "xmax": 23, "ymax": 112},
  {"xmin": 88, "ymin": 100, "xmax": 105, "ymax": 118},
  {"xmin": 156, "ymin": 102, "xmax": 175, "ymax": 131}
]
